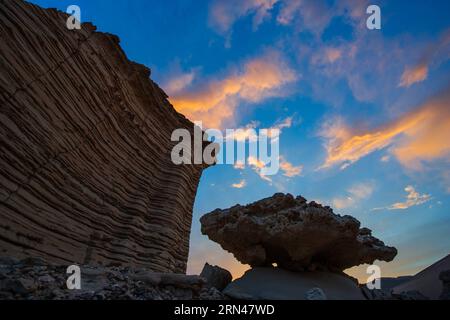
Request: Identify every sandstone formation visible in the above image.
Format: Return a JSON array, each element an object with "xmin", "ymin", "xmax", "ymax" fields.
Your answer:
[
  {"xmin": 223, "ymin": 267, "xmax": 365, "ymax": 300},
  {"xmin": 201, "ymin": 193, "xmax": 397, "ymax": 272},
  {"xmin": 0, "ymin": 0, "xmax": 211, "ymax": 273}
]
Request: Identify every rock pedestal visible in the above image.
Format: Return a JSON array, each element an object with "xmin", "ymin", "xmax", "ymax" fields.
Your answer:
[
  {"xmin": 201, "ymin": 193, "xmax": 397, "ymax": 273},
  {"xmin": 201, "ymin": 193, "xmax": 399, "ymax": 300}
]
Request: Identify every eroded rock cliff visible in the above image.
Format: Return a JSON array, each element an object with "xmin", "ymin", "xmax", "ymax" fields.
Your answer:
[{"xmin": 0, "ymin": 0, "xmax": 209, "ymax": 273}]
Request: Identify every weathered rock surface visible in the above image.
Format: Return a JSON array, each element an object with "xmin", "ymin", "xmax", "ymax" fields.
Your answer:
[
  {"xmin": 223, "ymin": 267, "xmax": 365, "ymax": 300},
  {"xmin": 439, "ymin": 270, "xmax": 450, "ymax": 300},
  {"xmin": 201, "ymin": 193, "xmax": 397, "ymax": 272},
  {"xmin": 0, "ymin": 257, "xmax": 225, "ymax": 300},
  {"xmin": 0, "ymin": 0, "xmax": 210, "ymax": 273},
  {"xmin": 200, "ymin": 263, "xmax": 232, "ymax": 291}
]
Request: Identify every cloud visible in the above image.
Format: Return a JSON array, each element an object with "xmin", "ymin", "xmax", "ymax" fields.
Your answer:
[
  {"xmin": 279, "ymin": 156, "xmax": 303, "ymax": 177},
  {"xmin": 277, "ymin": 0, "xmax": 370, "ymax": 35},
  {"xmin": 168, "ymin": 51, "xmax": 297, "ymax": 128},
  {"xmin": 234, "ymin": 161, "xmax": 245, "ymax": 170},
  {"xmin": 399, "ymin": 29, "xmax": 450, "ymax": 87},
  {"xmin": 271, "ymin": 116, "xmax": 294, "ymax": 130},
  {"xmin": 277, "ymin": 0, "xmax": 333, "ymax": 36},
  {"xmin": 373, "ymin": 186, "xmax": 431, "ymax": 211},
  {"xmin": 319, "ymin": 89, "xmax": 450, "ymax": 171},
  {"xmin": 247, "ymin": 156, "xmax": 273, "ymax": 182},
  {"xmin": 246, "ymin": 155, "xmax": 302, "ymax": 182},
  {"xmin": 209, "ymin": 0, "xmax": 278, "ymax": 35},
  {"xmin": 332, "ymin": 181, "xmax": 375, "ymax": 209},
  {"xmin": 231, "ymin": 180, "xmax": 247, "ymax": 189},
  {"xmin": 399, "ymin": 64, "xmax": 428, "ymax": 88},
  {"xmin": 208, "ymin": 0, "xmax": 370, "ymax": 38},
  {"xmin": 163, "ymin": 71, "xmax": 195, "ymax": 95}
]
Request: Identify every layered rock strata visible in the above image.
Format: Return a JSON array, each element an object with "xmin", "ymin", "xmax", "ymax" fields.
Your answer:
[
  {"xmin": 201, "ymin": 193, "xmax": 397, "ymax": 272},
  {"xmin": 0, "ymin": 0, "xmax": 209, "ymax": 273}
]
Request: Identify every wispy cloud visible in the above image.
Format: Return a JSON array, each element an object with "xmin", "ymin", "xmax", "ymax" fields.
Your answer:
[
  {"xmin": 163, "ymin": 71, "xmax": 196, "ymax": 95},
  {"xmin": 209, "ymin": 0, "xmax": 278, "ymax": 35},
  {"xmin": 373, "ymin": 186, "xmax": 431, "ymax": 211},
  {"xmin": 399, "ymin": 64, "xmax": 428, "ymax": 88},
  {"xmin": 231, "ymin": 180, "xmax": 247, "ymax": 189},
  {"xmin": 225, "ymin": 116, "xmax": 295, "ymax": 142},
  {"xmin": 332, "ymin": 181, "xmax": 375, "ymax": 209},
  {"xmin": 277, "ymin": 0, "xmax": 370, "ymax": 35},
  {"xmin": 399, "ymin": 29, "xmax": 450, "ymax": 87},
  {"xmin": 319, "ymin": 89, "xmax": 450, "ymax": 171},
  {"xmin": 246, "ymin": 155, "xmax": 302, "ymax": 182},
  {"xmin": 279, "ymin": 156, "xmax": 303, "ymax": 177},
  {"xmin": 277, "ymin": 0, "xmax": 333, "ymax": 36},
  {"xmin": 168, "ymin": 50, "xmax": 297, "ymax": 128}
]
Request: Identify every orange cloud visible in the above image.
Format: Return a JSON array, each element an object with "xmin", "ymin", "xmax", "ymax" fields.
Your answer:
[
  {"xmin": 319, "ymin": 89, "xmax": 450, "ymax": 171},
  {"xmin": 311, "ymin": 47, "xmax": 343, "ymax": 65},
  {"xmin": 386, "ymin": 186, "xmax": 431, "ymax": 210},
  {"xmin": 279, "ymin": 156, "xmax": 303, "ymax": 177},
  {"xmin": 399, "ymin": 64, "xmax": 428, "ymax": 88},
  {"xmin": 231, "ymin": 180, "xmax": 247, "ymax": 189},
  {"xmin": 399, "ymin": 29, "xmax": 450, "ymax": 87},
  {"xmin": 169, "ymin": 51, "xmax": 296, "ymax": 128}
]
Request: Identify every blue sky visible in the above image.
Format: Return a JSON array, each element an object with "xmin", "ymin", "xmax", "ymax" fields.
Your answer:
[{"xmin": 29, "ymin": 0, "xmax": 450, "ymax": 282}]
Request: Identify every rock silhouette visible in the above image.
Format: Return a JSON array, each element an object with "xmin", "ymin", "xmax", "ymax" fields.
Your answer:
[
  {"xmin": 0, "ymin": 0, "xmax": 210, "ymax": 273},
  {"xmin": 201, "ymin": 193, "xmax": 397, "ymax": 272}
]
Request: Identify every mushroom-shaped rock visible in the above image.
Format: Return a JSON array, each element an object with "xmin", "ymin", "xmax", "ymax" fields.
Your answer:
[{"xmin": 200, "ymin": 193, "xmax": 397, "ymax": 272}]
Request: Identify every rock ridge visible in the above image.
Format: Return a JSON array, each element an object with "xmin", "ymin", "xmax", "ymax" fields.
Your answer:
[{"xmin": 0, "ymin": 0, "xmax": 210, "ymax": 273}]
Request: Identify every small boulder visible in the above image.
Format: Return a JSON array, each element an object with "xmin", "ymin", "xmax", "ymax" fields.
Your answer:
[{"xmin": 200, "ymin": 263, "xmax": 232, "ymax": 291}]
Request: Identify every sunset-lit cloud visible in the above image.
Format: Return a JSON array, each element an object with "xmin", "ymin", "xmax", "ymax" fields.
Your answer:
[
  {"xmin": 246, "ymin": 155, "xmax": 302, "ymax": 182},
  {"xmin": 168, "ymin": 51, "xmax": 297, "ymax": 128},
  {"xmin": 247, "ymin": 155, "xmax": 273, "ymax": 182},
  {"xmin": 319, "ymin": 89, "xmax": 450, "ymax": 171},
  {"xmin": 399, "ymin": 29, "xmax": 450, "ymax": 87},
  {"xmin": 373, "ymin": 186, "xmax": 431, "ymax": 211},
  {"xmin": 279, "ymin": 156, "xmax": 303, "ymax": 177},
  {"xmin": 231, "ymin": 179, "xmax": 247, "ymax": 189},
  {"xmin": 399, "ymin": 64, "xmax": 428, "ymax": 88},
  {"xmin": 332, "ymin": 181, "xmax": 375, "ymax": 209},
  {"xmin": 224, "ymin": 116, "xmax": 295, "ymax": 142}
]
